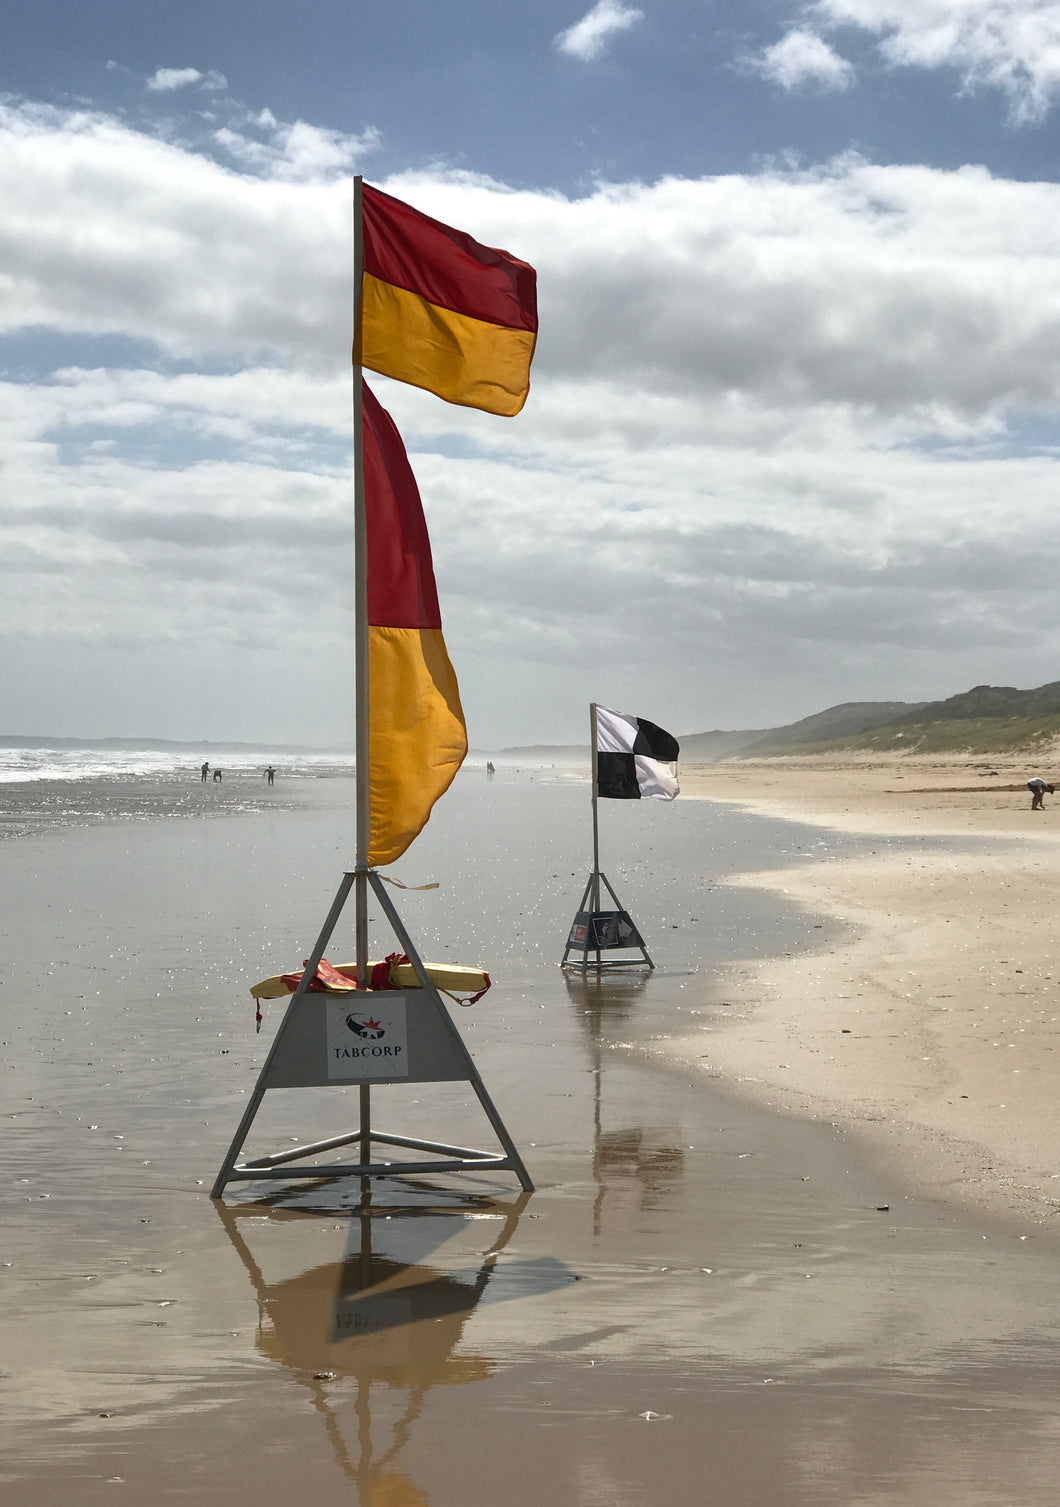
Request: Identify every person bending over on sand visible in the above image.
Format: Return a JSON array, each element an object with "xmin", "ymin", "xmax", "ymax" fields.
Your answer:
[
  {"xmin": 1027, "ymin": 777, "xmax": 1054, "ymax": 809},
  {"xmin": 213, "ymin": 768, "xmax": 222, "ymax": 783}
]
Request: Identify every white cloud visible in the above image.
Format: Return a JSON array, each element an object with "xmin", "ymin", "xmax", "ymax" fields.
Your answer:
[
  {"xmin": 387, "ymin": 159, "xmax": 1060, "ymax": 431},
  {"xmin": 6, "ymin": 100, "xmax": 1060, "ymax": 738},
  {"xmin": 555, "ymin": 1, "xmax": 644, "ymax": 61},
  {"xmin": 753, "ymin": 29, "xmax": 856, "ymax": 90},
  {"xmin": 0, "ymin": 103, "xmax": 360, "ymax": 362},
  {"xmin": 795, "ymin": 0, "xmax": 1060, "ymax": 120},
  {"xmin": 146, "ymin": 67, "xmax": 228, "ymax": 94},
  {"xmin": 215, "ymin": 118, "xmax": 381, "ymax": 182}
]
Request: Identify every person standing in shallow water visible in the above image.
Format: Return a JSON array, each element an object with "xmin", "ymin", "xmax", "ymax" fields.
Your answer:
[
  {"xmin": 264, "ymin": 766, "xmax": 275, "ymax": 786},
  {"xmin": 200, "ymin": 762, "xmax": 209, "ymax": 782},
  {"xmin": 1027, "ymin": 777, "xmax": 1054, "ymax": 809}
]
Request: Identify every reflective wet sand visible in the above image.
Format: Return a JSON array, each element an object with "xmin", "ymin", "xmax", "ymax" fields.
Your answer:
[{"xmin": 3, "ymin": 770, "xmax": 1060, "ymax": 1504}]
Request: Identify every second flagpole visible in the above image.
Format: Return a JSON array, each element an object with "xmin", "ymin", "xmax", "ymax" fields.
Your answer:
[
  {"xmin": 590, "ymin": 701, "xmax": 602, "ymax": 968},
  {"xmin": 589, "ymin": 700, "xmax": 601, "ymax": 912}
]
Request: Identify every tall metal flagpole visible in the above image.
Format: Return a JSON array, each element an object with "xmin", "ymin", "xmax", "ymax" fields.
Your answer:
[
  {"xmin": 212, "ymin": 176, "xmax": 535, "ymax": 1195},
  {"xmin": 352, "ymin": 175, "xmax": 372, "ymax": 1165},
  {"xmin": 353, "ymin": 174, "xmax": 369, "ymax": 972}
]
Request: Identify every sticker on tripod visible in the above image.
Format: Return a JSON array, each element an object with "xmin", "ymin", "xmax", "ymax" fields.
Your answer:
[
  {"xmin": 325, "ymin": 995, "xmax": 409, "ymax": 1079},
  {"xmin": 567, "ymin": 910, "xmax": 643, "ymax": 950}
]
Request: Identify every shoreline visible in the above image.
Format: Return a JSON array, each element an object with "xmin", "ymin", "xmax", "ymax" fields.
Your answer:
[{"xmin": 674, "ymin": 752, "xmax": 1060, "ymax": 1232}]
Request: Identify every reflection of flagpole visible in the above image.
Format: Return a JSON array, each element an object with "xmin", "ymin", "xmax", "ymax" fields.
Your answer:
[{"xmin": 588, "ymin": 981, "xmax": 605, "ymax": 1238}]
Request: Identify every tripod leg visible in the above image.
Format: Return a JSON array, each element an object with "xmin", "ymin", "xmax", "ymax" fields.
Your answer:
[{"xmin": 210, "ymin": 871, "xmax": 356, "ymax": 1197}]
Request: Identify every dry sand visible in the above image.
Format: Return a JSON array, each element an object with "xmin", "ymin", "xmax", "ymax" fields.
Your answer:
[{"xmin": 675, "ymin": 751, "xmax": 1060, "ymax": 1229}]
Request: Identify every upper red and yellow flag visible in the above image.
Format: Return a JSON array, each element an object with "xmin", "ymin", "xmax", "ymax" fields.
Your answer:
[
  {"xmin": 363, "ymin": 379, "xmax": 468, "ymax": 866},
  {"xmin": 356, "ymin": 182, "xmax": 538, "ymax": 417}
]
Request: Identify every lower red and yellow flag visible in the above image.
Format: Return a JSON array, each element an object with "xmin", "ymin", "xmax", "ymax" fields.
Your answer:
[{"xmin": 363, "ymin": 380, "xmax": 467, "ymax": 866}]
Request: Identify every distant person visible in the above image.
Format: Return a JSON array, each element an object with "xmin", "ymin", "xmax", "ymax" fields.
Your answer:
[
  {"xmin": 264, "ymin": 765, "xmax": 275, "ymax": 786},
  {"xmin": 213, "ymin": 768, "xmax": 222, "ymax": 783},
  {"xmin": 1028, "ymin": 776, "xmax": 1054, "ymax": 809},
  {"xmin": 200, "ymin": 761, "xmax": 209, "ymax": 782}
]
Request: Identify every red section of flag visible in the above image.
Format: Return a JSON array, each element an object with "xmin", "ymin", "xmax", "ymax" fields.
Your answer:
[
  {"xmin": 362, "ymin": 380, "xmax": 442, "ymax": 630},
  {"xmin": 362, "ymin": 182, "xmax": 537, "ymax": 334}
]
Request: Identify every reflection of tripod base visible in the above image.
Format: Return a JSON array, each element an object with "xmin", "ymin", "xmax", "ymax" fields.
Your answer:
[
  {"xmin": 215, "ymin": 1189, "xmax": 533, "ymax": 1496},
  {"xmin": 560, "ymin": 869, "xmax": 654, "ymax": 972},
  {"xmin": 211, "ymin": 868, "xmax": 533, "ymax": 1197}
]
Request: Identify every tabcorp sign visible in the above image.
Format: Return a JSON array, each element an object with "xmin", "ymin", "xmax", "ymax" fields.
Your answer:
[{"xmin": 325, "ymin": 997, "xmax": 409, "ymax": 1079}]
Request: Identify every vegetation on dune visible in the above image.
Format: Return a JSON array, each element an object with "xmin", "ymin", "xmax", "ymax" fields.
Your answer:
[
  {"xmin": 890, "ymin": 680, "xmax": 1060, "ymax": 726},
  {"xmin": 721, "ymin": 682, "xmax": 1060, "ymax": 758},
  {"xmin": 763, "ymin": 713, "xmax": 1060, "ymax": 757}
]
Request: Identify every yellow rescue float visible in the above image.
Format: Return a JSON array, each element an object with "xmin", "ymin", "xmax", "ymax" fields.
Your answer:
[{"xmin": 250, "ymin": 952, "xmax": 491, "ymax": 1005}]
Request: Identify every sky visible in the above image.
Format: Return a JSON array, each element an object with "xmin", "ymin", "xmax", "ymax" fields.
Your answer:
[{"xmin": 5, "ymin": 1, "xmax": 1060, "ymax": 747}]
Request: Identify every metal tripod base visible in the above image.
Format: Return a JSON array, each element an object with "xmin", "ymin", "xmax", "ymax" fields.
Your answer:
[
  {"xmin": 222, "ymin": 1116, "xmax": 529, "ymax": 1188},
  {"xmin": 212, "ymin": 869, "xmax": 533, "ymax": 1197},
  {"xmin": 225, "ymin": 1121, "xmax": 529, "ymax": 1187},
  {"xmin": 560, "ymin": 868, "xmax": 655, "ymax": 972}
]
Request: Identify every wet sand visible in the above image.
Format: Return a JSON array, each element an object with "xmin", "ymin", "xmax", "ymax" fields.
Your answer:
[
  {"xmin": 678, "ymin": 752, "xmax": 1060, "ymax": 1227},
  {"xmin": 5, "ymin": 765, "xmax": 1060, "ymax": 1504}
]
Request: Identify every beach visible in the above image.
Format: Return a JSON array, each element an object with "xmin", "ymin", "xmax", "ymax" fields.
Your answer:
[
  {"xmin": 678, "ymin": 752, "xmax": 1060, "ymax": 1228},
  {"xmin": 6, "ymin": 759, "xmax": 1060, "ymax": 1504}
]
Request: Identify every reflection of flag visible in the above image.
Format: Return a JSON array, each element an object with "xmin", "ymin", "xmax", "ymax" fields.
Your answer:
[
  {"xmin": 364, "ymin": 380, "xmax": 467, "ymax": 865},
  {"xmin": 595, "ymin": 707, "xmax": 679, "ymax": 800},
  {"xmin": 357, "ymin": 183, "xmax": 538, "ymax": 416}
]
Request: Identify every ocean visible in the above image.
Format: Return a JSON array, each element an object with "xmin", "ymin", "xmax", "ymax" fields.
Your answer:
[{"xmin": 0, "ymin": 743, "xmax": 358, "ymax": 784}]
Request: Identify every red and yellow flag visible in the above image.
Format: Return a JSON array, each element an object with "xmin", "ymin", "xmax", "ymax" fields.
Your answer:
[
  {"xmin": 363, "ymin": 379, "xmax": 467, "ymax": 866},
  {"xmin": 357, "ymin": 183, "xmax": 538, "ymax": 417}
]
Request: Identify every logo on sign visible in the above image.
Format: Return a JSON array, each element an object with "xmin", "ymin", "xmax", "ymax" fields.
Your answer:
[{"xmin": 345, "ymin": 1012, "xmax": 385, "ymax": 1039}]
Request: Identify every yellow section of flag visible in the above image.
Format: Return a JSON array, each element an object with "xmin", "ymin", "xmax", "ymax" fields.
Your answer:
[
  {"xmin": 367, "ymin": 624, "xmax": 467, "ymax": 867},
  {"xmin": 359, "ymin": 273, "xmax": 537, "ymax": 417}
]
